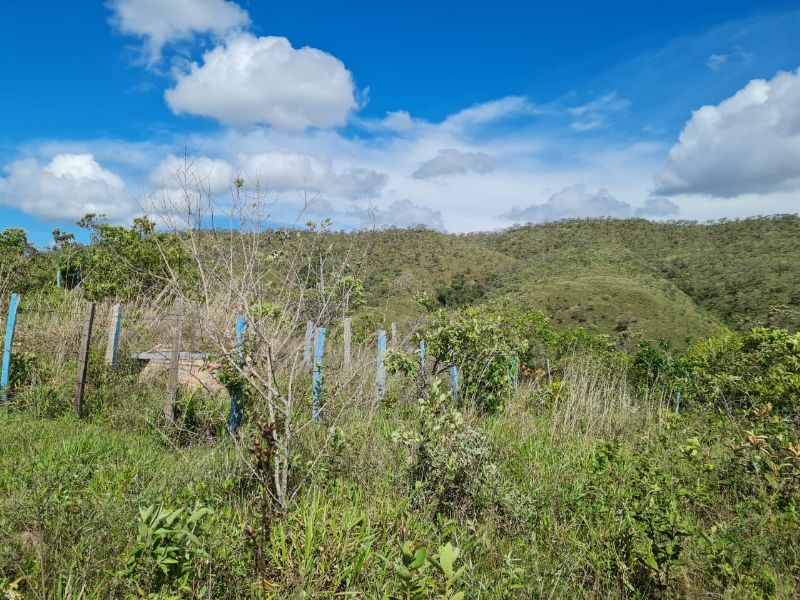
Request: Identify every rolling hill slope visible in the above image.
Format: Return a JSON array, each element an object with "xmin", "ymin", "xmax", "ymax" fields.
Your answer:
[{"xmin": 350, "ymin": 215, "xmax": 800, "ymax": 347}]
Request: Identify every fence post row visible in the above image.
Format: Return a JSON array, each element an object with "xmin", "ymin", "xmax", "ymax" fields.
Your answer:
[
  {"xmin": 105, "ymin": 304, "xmax": 123, "ymax": 370},
  {"xmin": 228, "ymin": 316, "xmax": 247, "ymax": 432},
  {"xmin": 304, "ymin": 320, "xmax": 314, "ymax": 367},
  {"xmin": 165, "ymin": 303, "xmax": 183, "ymax": 422},
  {"xmin": 311, "ymin": 327, "xmax": 326, "ymax": 422},
  {"xmin": 74, "ymin": 301, "xmax": 96, "ymax": 417},
  {"xmin": 376, "ymin": 329, "xmax": 387, "ymax": 400},
  {"xmin": 343, "ymin": 317, "xmax": 352, "ymax": 370},
  {"xmin": 1, "ymin": 293, "xmax": 20, "ymax": 402}
]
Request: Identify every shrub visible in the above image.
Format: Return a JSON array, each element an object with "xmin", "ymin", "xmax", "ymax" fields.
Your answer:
[
  {"xmin": 119, "ymin": 503, "xmax": 214, "ymax": 598},
  {"xmin": 685, "ymin": 328, "xmax": 800, "ymax": 415},
  {"xmin": 420, "ymin": 304, "xmax": 535, "ymax": 412},
  {"xmin": 392, "ymin": 381, "xmax": 523, "ymax": 521}
]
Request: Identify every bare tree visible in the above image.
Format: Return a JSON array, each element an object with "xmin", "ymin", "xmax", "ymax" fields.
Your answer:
[{"xmin": 149, "ymin": 157, "xmax": 376, "ymax": 511}]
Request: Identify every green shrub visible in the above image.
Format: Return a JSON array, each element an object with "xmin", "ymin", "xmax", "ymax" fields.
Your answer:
[
  {"xmin": 119, "ymin": 503, "xmax": 214, "ymax": 598},
  {"xmin": 393, "ymin": 381, "xmax": 520, "ymax": 520},
  {"xmin": 685, "ymin": 328, "xmax": 800, "ymax": 415},
  {"xmin": 420, "ymin": 304, "xmax": 534, "ymax": 412}
]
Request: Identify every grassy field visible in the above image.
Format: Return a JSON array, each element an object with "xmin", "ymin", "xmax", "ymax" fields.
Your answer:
[
  {"xmin": 1, "ymin": 349, "xmax": 798, "ymax": 598},
  {"xmin": 1, "ymin": 215, "xmax": 798, "ymax": 598}
]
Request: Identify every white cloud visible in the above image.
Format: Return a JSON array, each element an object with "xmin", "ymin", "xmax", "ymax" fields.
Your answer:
[
  {"xmin": 0, "ymin": 154, "xmax": 134, "ymax": 221},
  {"xmin": 656, "ymin": 68, "xmax": 800, "ymax": 197},
  {"xmin": 412, "ymin": 149, "xmax": 494, "ymax": 179},
  {"xmin": 568, "ymin": 92, "xmax": 630, "ymax": 131},
  {"xmin": 149, "ymin": 154, "xmax": 235, "ymax": 194},
  {"xmin": 378, "ymin": 110, "xmax": 427, "ymax": 133},
  {"xmin": 442, "ymin": 96, "xmax": 537, "ymax": 131},
  {"xmin": 108, "ymin": 0, "xmax": 250, "ymax": 62},
  {"xmin": 372, "ymin": 199, "xmax": 445, "ymax": 230},
  {"xmin": 239, "ymin": 151, "xmax": 387, "ymax": 199},
  {"xmin": 503, "ymin": 185, "xmax": 633, "ymax": 222},
  {"xmin": 165, "ymin": 33, "xmax": 357, "ymax": 130},
  {"xmin": 706, "ymin": 46, "xmax": 753, "ymax": 71},
  {"xmin": 635, "ymin": 196, "xmax": 680, "ymax": 217}
]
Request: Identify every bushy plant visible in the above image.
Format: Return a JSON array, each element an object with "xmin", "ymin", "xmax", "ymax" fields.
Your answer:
[
  {"xmin": 119, "ymin": 503, "xmax": 214, "ymax": 598},
  {"xmin": 419, "ymin": 304, "xmax": 535, "ymax": 412},
  {"xmin": 684, "ymin": 328, "xmax": 800, "ymax": 414},
  {"xmin": 393, "ymin": 381, "xmax": 508, "ymax": 518},
  {"xmin": 389, "ymin": 540, "xmax": 466, "ymax": 600}
]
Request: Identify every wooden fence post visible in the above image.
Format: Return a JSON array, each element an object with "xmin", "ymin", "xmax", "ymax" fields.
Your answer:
[
  {"xmin": 376, "ymin": 330, "xmax": 387, "ymax": 400},
  {"xmin": 74, "ymin": 301, "xmax": 96, "ymax": 417},
  {"xmin": 227, "ymin": 316, "xmax": 247, "ymax": 431},
  {"xmin": 1, "ymin": 293, "xmax": 20, "ymax": 402},
  {"xmin": 391, "ymin": 322, "xmax": 397, "ymax": 352},
  {"xmin": 342, "ymin": 317, "xmax": 352, "ymax": 370},
  {"xmin": 304, "ymin": 320, "xmax": 314, "ymax": 367},
  {"xmin": 312, "ymin": 327, "xmax": 326, "ymax": 422},
  {"xmin": 105, "ymin": 304, "xmax": 123, "ymax": 370},
  {"xmin": 165, "ymin": 304, "xmax": 183, "ymax": 422}
]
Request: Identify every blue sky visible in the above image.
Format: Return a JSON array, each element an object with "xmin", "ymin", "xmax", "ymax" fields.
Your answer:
[{"xmin": 2, "ymin": 0, "xmax": 800, "ymax": 245}]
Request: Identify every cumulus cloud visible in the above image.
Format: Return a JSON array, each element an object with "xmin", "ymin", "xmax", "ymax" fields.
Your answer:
[
  {"xmin": 372, "ymin": 199, "xmax": 445, "ymax": 230},
  {"xmin": 656, "ymin": 68, "xmax": 800, "ymax": 197},
  {"xmin": 0, "ymin": 154, "xmax": 134, "ymax": 221},
  {"xmin": 149, "ymin": 154, "xmax": 235, "ymax": 194},
  {"xmin": 240, "ymin": 151, "xmax": 387, "ymax": 199},
  {"xmin": 504, "ymin": 185, "xmax": 632, "ymax": 222},
  {"xmin": 634, "ymin": 196, "xmax": 680, "ymax": 217},
  {"xmin": 108, "ymin": 0, "xmax": 250, "ymax": 62},
  {"xmin": 165, "ymin": 34, "xmax": 357, "ymax": 129},
  {"xmin": 412, "ymin": 149, "xmax": 495, "ymax": 179}
]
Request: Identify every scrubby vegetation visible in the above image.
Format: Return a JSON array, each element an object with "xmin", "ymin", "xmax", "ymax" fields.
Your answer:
[{"xmin": 0, "ymin": 209, "xmax": 798, "ymax": 598}]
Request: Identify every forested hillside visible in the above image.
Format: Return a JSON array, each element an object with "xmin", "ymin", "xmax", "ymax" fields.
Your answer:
[
  {"xmin": 342, "ymin": 215, "xmax": 800, "ymax": 345},
  {"xmin": 2, "ymin": 214, "xmax": 799, "ymax": 347}
]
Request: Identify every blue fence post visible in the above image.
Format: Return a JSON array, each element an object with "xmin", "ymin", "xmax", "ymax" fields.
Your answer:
[
  {"xmin": 304, "ymin": 320, "xmax": 314, "ymax": 367},
  {"xmin": 312, "ymin": 327, "xmax": 326, "ymax": 422},
  {"xmin": 1, "ymin": 293, "xmax": 20, "ymax": 402},
  {"xmin": 227, "ymin": 316, "xmax": 247, "ymax": 431},
  {"xmin": 376, "ymin": 330, "xmax": 387, "ymax": 400},
  {"xmin": 55, "ymin": 270, "xmax": 61, "ymax": 289},
  {"xmin": 418, "ymin": 340, "xmax": 426, "ymax": 376},
  {"xmin": 449, "ymin": 364, "xmax": 459, "ymax": 400}
]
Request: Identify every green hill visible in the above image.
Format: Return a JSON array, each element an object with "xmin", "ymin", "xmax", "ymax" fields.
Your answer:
[
  {"xmin": 350, "ymin": 215, "xmax": 800, "ymax": 346},
  {"xmin": 3, "ymin": 214, "xmax": 798, "ymax": 347}
]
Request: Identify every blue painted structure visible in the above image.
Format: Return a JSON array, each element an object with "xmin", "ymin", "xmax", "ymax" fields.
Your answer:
[
  {"xmin": 449, "ymin": 364, "xmax": 459, "ymax": 400},
  {"xmin": 312, "ymin": 326, "xmax": 326, "ymax": 422},
  {"xmin": 1, "ymin": 293, "xmax": 19, "ymax": 401},
  {"xmin": 227, "ymin": 316, "xmax": 247, "ymax": 431}
]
